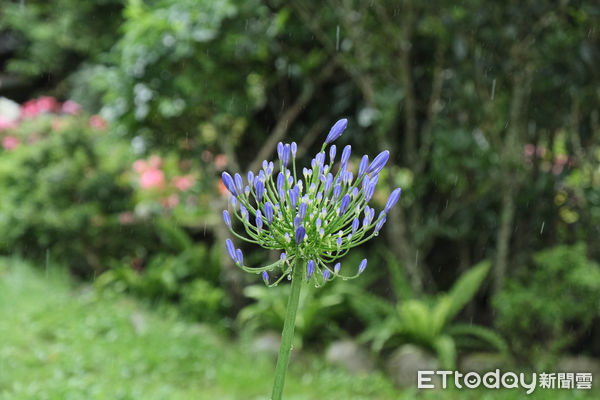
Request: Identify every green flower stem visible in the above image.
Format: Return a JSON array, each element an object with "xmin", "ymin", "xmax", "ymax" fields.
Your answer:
[{"xmin": 271, "ymin": 258, "xmax": 304, "ymax": 400}]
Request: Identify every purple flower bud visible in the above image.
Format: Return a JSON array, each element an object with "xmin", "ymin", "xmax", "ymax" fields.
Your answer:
[
  {"xmin": 248, "ymin": 171, "xmax": 254, "ymax": 186},
  {"xmin": 294, "ymin": 216, "xmax": 302, "ymax": 229},
  {"xmin": 240, "ymin": 204, "xmax": 248, "ymax": 220},
  {"xmin": 352, "ymin": 218, "xmax": 359, "ymax": 233},
  {"xmin": 336, "ymin": 237, "xmax": 343, "ymax": 247},
  {"xmin": 258, "ymin": 170, "xmax": 266, "ymax": 182},
  {"xmin": 256, "ymin": 209, "xmax": 263, "ymax": 231},
  {"xmin": 362, "ymin": 175, "xmax": 370, "ymax": 192},
  {"xmin": 325, "ymin": 118, "xmax": 348, "ymax": 144},
  {"xmin": 363, "ymin": 207, "xmax": 374, "ymax": 226},
  {"xmin": 341, "ymin": 145, "xmax": 352, "ymax": 165},
  {"xmin": 291, "ymin": 142, "xmax": 297, "ymax": 157},
  {"xmin": 298, "ymin": 202, "xmax": 307, "ymax": 219},
  {"xmin": 339, "ymin": 194, "xmax": 351, "ymax": 215},
  {"xmin": 374, "ymin": 213, "xmax": 387, "ymax": 233},
  {"xmin": 282, "ymin": 144, "xmax": 291, "ymax": 167},
  {"xmin": 323, "ymin": 269, "xmax": 330, "ymax": 281},
  {"xmin": 385, "ymin": 188, "xmax": 402, "ymax": 213},
  {"xmin": 334, "ymin": 263, "xmax": 341, "ymax": 274},
  {"xmin": 307, "ymin": 260, "xmax": 315, "ymax": 279},
  {"xmin": 280, "ymin": 252, "xmax": 287, "ymax": 261},
  {"xmin": 324, "ymin": 173, "xmax": 333, "ymax": 194},
  {"xmin": 277, "ymin": 172, "xmax": 285, "ymax": 193},
  {"xmin": 221, "ymin": 172, "xmax": 238, "ymax": 196},
  {"xmin": 358, "ymin": 258, "xmax": 367, "ymax": 274},
  {"xmin": 367, "ymin": 150, "xmax": 389, "ymax": 175},
  {"xmin": 370, "ymin": 174, "xmax": 379, "ymax": 187},
  {"xmin": 316, "ymin": 218, "xmax": 322, "ymax": 229},
  {"xmin": 277, "ymin": 142, "xmax": 284, "ymax": 160},
  {"xmin": 262, "ymin": 271, "xmax": 269, "ymax": 283},
  {"xmin": 223, "ymin": 210, "xmax": 231, "ymax": 228},
  {"xmin": 265, "ymin": 202, "xmax": 274, "ymax": 223},
  {"xmin": 329, "ymin": 145, "xmax": 337, "ymax": 163},
  {"xmin": 225, "ymin": 239, "xmax": 237, "ymax": 262},
  {"xmin": 352, "ymin": 187, "xmax": 359, "ymax": 198},
  {"xmin": 244, "ymin": 186, "xmax": 250, "ymax": 196},
  {"xmin": 344, "ymin": 171, "xmax": 353, "ymax": 185},
  {"xmin": 289, "ymin": 187, "xmax": 300, "ymax": 209},
  {"xmin": 236, "ymin": 249, "xmax": 244, "ymax": 265},
  {"xmin": 295, "ymin": 225, "xmax": 306, "ymax": 244},
  {"xmin": 358, "ymin": 155, "xmax": 369, "ymax": 177},
  {"xmin": 316, "ymin": 151, "xmax": 325, "ymax": 166},
  {"xmin": 234, "ymin": 173, "xmax": 243, "ymax": 193},
  {"xmin": 230, "ymin": 196, "xmax": 237, "ymax": 207},
  {"xmin": 254, "ymin": 179, "xmax": 264, "ymax": 203},
  {"xmin": 364, "ymin": 182, "xmax": 376, "ymax": 202},
  {"xmin": 333, "ymin": 184, "xmax": 341, "ymax": 201}
]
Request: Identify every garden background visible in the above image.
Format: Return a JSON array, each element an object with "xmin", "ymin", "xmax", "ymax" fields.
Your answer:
[{"xmin": 1, "ymin": 0, "xmax": 600, "ymax": 398}]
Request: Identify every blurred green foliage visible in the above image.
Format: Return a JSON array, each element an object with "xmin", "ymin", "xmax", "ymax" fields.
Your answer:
[
  {"xmin": 494, "ymin": 244, "xmax": 600, "ymax": 366},
  {"xmin": 357, "ymin": 261, "xmax": 508, "ymax": 369}
]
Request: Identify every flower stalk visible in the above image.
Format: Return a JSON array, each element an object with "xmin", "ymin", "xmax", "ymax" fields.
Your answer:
[{"xmin": 271, "ymin": 258, "xmax": 304, "ymax": 400}]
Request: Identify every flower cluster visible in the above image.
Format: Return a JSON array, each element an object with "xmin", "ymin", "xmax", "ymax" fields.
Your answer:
[
  {"xmin": 0, "ymin": 96, "xmax": 107, "ymax": 152},
  {"xmin": 221, "ymin": 119, "xmax": 402, "ymax": 287}
]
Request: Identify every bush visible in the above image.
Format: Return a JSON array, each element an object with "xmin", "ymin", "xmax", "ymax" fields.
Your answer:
[
  {"xmin": 0, "ymin": 97, "xmax": 158, "ymax": 275},
  {"xmin": 493, "ymin": 243, "xmax": 600, "ymax": 365}
]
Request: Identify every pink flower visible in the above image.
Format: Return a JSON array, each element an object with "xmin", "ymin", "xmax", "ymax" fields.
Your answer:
[
  {"xmin": 89, "ymin": 115, "xmax": 107, "ymax": 130},
  {"xmin": 139, "ymin": 168, "xmax": 165, "ymax": 189},
  {"xmin": 2, "ymin": 135, "xmax": 20, "ymax": 150},
  {"xmin": 214, "ymin": 154, "xmax": 228, "ymax": 170},
  {"xmin": 36, "ymin": 96, "xmax": 58, "ymax": 113},
  {"xmin": 118, "ymin": 211, "xmax": 134, "ymax": 225},
  {"xmin": 173, "ymin": 174, "xmax": 195, "ymax": 191},
  {"xmin": 133, "ymin": 159, "xmax": 148, "ymax": 173},
  {"xmin": 62, "ymin": 100, "xmax": 81, "ymax": 115},
  {"xmin": 162, "ymin": 194, "xmax": 180, "ymax": 209},
  {"xmin": 20, "ymin": 100, "xmax": 40, "ymax": 118}
]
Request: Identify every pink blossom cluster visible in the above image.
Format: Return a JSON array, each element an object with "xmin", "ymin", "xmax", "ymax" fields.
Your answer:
[
  {"xmin": 132, "ymin": 155, "xmax": 196, "ymax": 192},
  {"xmin": 1, "ymin": 96, "xmax": 109, "ymax": 151},
  {"xmin": 20, "ymin": 96, "xmax": 82, "ymax": 119}
]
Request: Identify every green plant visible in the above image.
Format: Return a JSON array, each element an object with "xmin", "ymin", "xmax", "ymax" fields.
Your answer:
[
  {"xmin": 493, "ymin": 243, "xmax": 600, "ymax": 365},
  {"xmin": 358, "ymin": 261, "xmax": 508, "ymax": 369},
  {"xmin": 238, "ymin": 282, "xmax": 346, "ymax": 346}
]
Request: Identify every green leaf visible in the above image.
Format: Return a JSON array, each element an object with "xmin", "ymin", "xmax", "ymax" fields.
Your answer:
[{"xmin": 445, "ymin": 260, "xmax": 491, "ymax": 322}]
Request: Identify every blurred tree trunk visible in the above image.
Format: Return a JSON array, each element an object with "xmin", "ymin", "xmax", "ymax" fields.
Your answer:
[{"xmin": 492, "ymin": 50, "xmax": 532, "ymax": 294}]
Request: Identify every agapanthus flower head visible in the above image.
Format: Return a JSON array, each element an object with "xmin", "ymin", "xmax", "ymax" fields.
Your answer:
[{"xmin": 221, "ymin": 119, "xmax": 401, "ymax": 286}]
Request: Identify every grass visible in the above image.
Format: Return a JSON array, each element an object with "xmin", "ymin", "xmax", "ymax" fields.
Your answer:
[{"xmin": 0, "ymin": 257, "xmax": 597, "ymax": 399}]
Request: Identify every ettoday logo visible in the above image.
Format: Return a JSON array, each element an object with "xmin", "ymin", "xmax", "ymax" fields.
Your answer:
[
  {"xmin": 418, "ymin": 370, "xmax": 593, "ymax": 393},
  {"xmin": 418, "ymin": 370, "xmax": 537, "ymax": 394}
]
